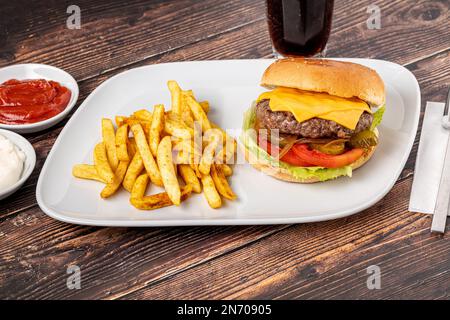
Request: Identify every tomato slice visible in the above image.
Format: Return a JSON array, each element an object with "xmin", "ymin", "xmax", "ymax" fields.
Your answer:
[
  {"xmin": 291, "ymin": 144, "xmax": 364, "ymax": 168},
  {"xmin": 266, "ymin": 142, "xmax": 313, "ymax": 167}
]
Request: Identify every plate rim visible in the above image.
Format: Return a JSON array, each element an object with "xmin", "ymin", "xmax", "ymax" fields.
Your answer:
[{"xmin": 36, "ymin": 58, "xmax": 421, "ymax": 226}]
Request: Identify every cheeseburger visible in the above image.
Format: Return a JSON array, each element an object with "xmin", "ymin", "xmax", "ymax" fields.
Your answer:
[{"xmin": 241, "ymin": 58, "xmax": 386, "ymax": 183}]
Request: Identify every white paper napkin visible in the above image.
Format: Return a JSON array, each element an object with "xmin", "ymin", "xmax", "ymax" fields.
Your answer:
[{"xmin": 409, "ymin": 102, "xmax": 449, "ymax": 215}]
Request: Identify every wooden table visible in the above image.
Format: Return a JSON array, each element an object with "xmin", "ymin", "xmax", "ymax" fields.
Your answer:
[{"xmin": 0, "ymin": 0, "xmax": 449, "ymax": 300}]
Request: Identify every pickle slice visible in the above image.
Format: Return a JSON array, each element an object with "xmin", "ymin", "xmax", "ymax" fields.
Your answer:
[
  {"xmin": 310, "ymin": 142, "xmax": 346, "ymax": 155},
  {"xmin": 349, "ymin": 130, "xmax": 378, "ymax": 148}
]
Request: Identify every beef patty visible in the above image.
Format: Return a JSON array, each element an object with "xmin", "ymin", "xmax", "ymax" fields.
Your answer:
[{"xmin": 256, "ymin": 99, "xmax": 373, "ymax": 139}]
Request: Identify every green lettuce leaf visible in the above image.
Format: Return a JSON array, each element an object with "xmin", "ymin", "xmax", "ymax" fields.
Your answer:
[
  {"xmin": 240, "ymin": 103, "xmax": 352, "ymax": 182},
  {"xmin": 371, "ymin": 105, "xmax": 385, "ymax": 130}
]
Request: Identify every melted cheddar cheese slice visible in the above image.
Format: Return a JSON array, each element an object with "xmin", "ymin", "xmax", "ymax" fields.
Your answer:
[{"xmin": 257, "ymin": 87, "xmax": 371, "ymax": 130}]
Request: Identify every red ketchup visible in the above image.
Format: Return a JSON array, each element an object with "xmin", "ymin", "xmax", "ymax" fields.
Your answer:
[{"xmin": 0, "ymin": 79, "xmax": 71, "ymax": 124}]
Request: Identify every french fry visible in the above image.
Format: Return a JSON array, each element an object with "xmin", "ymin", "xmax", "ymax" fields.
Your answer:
[
  {"xmin": 210, "ymin": 122, "xmax": 236, "ymax": 164},
  {"xmin": 72, "ymin": 164, "xmax": 106, "ymax": 183},
  {"xmin": 193, "ymin": 165, "xmax": 202, "ymax": 178},
  {"xmin": 94, "ymin": 142, "xmax": 115, "ymax": 184},
  {"xmin": 115, "ymin": 124, "xmax": 129, "ymax": 161},
  {"xmin": 164, "ymin": 118, "xmax": 193, "ymax": 140},
  {"xmin": 102, "ymin": 118, "xmax": 119, "ymax": 171},
  {"xmin": 166, "ymin": 112, "xmax": 194, "ymax": 136},
  {"xmin": 166, "ymin": 111, "xmax": 184, "ymax": 122},
  {"xmin": 180, "ymin": 91, "xmax": 195, "ymax": 128},
  {"xmin": 123, "ymin": 152, "xmax": 144, "ymax": 192},
  {"xmin": 133, "ymin": 109, "xmax": 153, "ymax": 122},
  {"xmin": 181, "ymin": 110, "xmax": 194, "ymax": 128},
  {"xmin": 131, "ymin": 185, "xmax": 192, "ymax": 210},
  {"xmin": 168, "ymin": 80, "xmax": 182, "ymax": 115},
  {"xmin": 127, "ymin": 137, "xmax": 137, "ymax": 159},
  {"xmin": 174, "ymin": 132, "xmax": 199, "ymax": 174},
  {"xmin": 130, "ymin": 123, "xmax": 163, "ymax": 187},
  {"xmin": 176, "ymin": 150, "xmax": 190, "ymax": 165},
  {"xmin": 178, "ymin": 164, "xmax": 202, "ymax": 193},
  {"xmin": 149, "ymin": 104, "xmax": 165, "ymax": 157},
  {"xmin": 101, "ymin": 160, "xmax": 129, "ymax": 198},
  {"xmin": 215, "ymin": 139, "xmax": 236, "ymax": 164},
  {"xmin": 173, "ymin": 139, "xmax": 192, "ymax": 164},
  {"xmin": 185, "ymin": 95, "xmax": 211, "ymax": 132},
  {"xmin": 211, "ymin": 164, "xmax": 236, "ymax": 200},
  {"xmin": 183, "ymin": 89, "xmax": 194, "ymax": 97},
  {"xmin": 115, "ymin": 116, "xmax": 128, "ymax": 127},
  {"xmin": 130, "ymin": 173, "xmax": 149, "ymax": 200},
  {"xmin": 219, "ymin": 164, "xmax": 233, "ymax": 177},
  {"xmin": 126, "ymin": 118, "xmax": 151, "ymax": 136},
  {"xmin": 126, "ymin": 118, "xmax": 150, "ymax": 126},
  {"xmin": 200, "ymin": 174, "xmax": 222, "ymax": 209},
  {"xmin": 191, "ymin": 121, "xmax": 203, "ymax": 173},
  {"xmin": 199, "ymin": 131, "xmax": 221, "ymax": 175},
  {"xmin": 199, "ymin": 101, "xmax": 209, "ymax": 114},
  {"xmin": 157, "ymin": 136, "xmax": 181, "ymax": 205},
  {"xmin": 180, "ymin": 90, "xmax": 195, "ymax": 126}
]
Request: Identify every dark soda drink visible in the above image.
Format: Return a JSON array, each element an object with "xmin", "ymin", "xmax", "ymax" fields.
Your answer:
[{"xmin": 266, "ymin": 0, "xmax": 334, "ymax": 57}]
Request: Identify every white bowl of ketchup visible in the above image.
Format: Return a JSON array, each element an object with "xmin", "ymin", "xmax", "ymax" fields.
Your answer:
[{"xmin": 0, "ymin": 64, "xmax": 79, "ymax": 134}]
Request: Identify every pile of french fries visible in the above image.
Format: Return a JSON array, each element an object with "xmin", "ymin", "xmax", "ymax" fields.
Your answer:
[{"xmin": 72, "ymin": 80, "xmax": 237, "ymax": 210}]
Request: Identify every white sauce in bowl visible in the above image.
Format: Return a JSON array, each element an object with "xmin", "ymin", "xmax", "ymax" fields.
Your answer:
[{"xmin": 0, "ymin": 134, "xmax": 26, "ymax": 191}]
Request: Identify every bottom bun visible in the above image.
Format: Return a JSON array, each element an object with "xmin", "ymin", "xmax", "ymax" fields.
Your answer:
[{"xmin": 242, "ymin": 129, "xmax": 378, "ymax": 184}]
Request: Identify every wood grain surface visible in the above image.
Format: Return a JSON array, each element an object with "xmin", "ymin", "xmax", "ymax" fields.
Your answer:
[{"xmin": 0, "ymin": 0, "xmax": 449, "ymax": 300}]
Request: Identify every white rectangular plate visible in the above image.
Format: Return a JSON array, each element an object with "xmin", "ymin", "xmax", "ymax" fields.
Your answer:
[{"xmin": 37, "ymin": 59, "xmax": 420, "ymax": 226}]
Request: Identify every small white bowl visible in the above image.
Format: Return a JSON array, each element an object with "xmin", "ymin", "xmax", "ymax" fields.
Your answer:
[
  {"xmin": 0, "ymin": 64, "xmax": 79, "ymax": 134},
  {"xmin": 0, "ymin": 129, "xmax": 36, "ymax": 200}
]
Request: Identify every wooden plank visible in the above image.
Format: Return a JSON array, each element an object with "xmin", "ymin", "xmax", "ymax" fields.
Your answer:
[
  {"xmin": 122, "ymin": 178, "xmax": 440, "ymax": 299},
  {"xmin": 1, "ymin": 0, "xmax": 448, "ymax": 82},
  {"xmin": 0, "ymin": 0, "xmax": 265, "ymax": 80},
  {"xmin": 0, "ymin": 208, "xmax": 288, "ymax": 299},
  {"xmin": 328, "ymin": 0, "xmax": 450, "ymax": 65}
]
